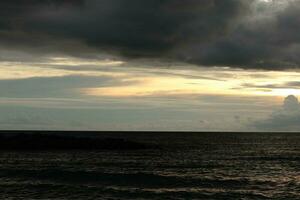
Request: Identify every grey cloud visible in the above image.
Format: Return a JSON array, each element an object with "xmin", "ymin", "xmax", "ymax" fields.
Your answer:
[
  {"xmin": 0, "ymin": 0, "xmax": 300, "ymax": 70},
  {"xmin": 254, "ymin": 95, "xmax": 300, "ymax": 131},
  {"xmin": 241, "ymin": 81, "xmax": 300, "ymax": 90},
  {"xmin": 286, "ymin": 81, "xmax": 300, "ymax": 88},
  {"xmin": 283, "ymin": 95, "xmax": 300, "ymax": 111},
  {"xmin": 255, "ymin": 112, "xmax": 300, "ymax": 131},
  {"xmin": 29, "ymin": 0, "xmax": 250, "ymax": 56}
]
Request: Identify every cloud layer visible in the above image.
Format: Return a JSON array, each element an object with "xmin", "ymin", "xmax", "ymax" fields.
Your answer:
[{"xmin": 0, "ymin": 0, "xmax": 300, "ymax": 69}]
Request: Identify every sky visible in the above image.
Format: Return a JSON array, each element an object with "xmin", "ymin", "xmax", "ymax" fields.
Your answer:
[{"xmin": 1, "ymin": 0, "xmax": 300, "ymax": 131}]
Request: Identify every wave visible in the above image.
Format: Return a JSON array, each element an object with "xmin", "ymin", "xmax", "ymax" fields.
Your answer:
[{"xmin": 0, "ymin": 168, "xmax": 285, "ymax": 189}]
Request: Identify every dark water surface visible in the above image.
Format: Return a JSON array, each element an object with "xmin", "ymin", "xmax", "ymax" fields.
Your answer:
[{"xmin": 0, "ymin": 132, "xmax": 299, "ymax": 199}]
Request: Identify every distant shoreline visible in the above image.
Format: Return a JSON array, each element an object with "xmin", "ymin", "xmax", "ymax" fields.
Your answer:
[
  {"xmin": 0, "ymin": 132, "xmax": 156, "ymax": 151},
  {"xmin": 0, "ymin": 131, "xmax": 299, "ymax": 151}
]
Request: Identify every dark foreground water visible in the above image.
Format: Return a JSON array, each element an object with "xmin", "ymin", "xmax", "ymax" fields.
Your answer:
[{"xmin": 0, "ymin": 132, "xmax": 299, "ymax": 200}]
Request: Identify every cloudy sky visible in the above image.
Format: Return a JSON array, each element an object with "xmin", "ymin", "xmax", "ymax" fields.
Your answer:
[{"xmin": 1, "ymin": 0, "xmax": 300, "ymax": 131}]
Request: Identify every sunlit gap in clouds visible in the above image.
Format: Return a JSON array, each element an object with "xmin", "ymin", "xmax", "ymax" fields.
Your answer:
[
  {"xmin": 49, "ymin": 57, "xmax": 125, "ymax": 67},
  {"xmin": 1, "ymin": 56, "xmax": 300, "ymax": 100}
]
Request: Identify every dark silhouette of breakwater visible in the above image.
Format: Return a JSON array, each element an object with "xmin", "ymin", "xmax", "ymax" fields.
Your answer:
[{"xmin": 0, "ymin": 132, "xmax": 155, "ymax": 151}]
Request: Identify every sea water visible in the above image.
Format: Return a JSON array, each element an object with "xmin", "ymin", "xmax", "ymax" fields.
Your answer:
[{"xmin": 0, "ymin": 132, "xmax": 299, "ymax": 199}]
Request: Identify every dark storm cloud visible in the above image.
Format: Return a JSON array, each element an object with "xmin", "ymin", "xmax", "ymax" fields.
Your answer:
[
  {"xmin": 1, "ymin": 0, "xmax": 300, "ymax": 69},
  {"xmin": 198, "ymin": 1, "xmax": 300, "ymax": 69},
  {"xmin": 0, "ymin": 0, "xmax": 82, "ymax": 27},
  {"xmin": 25, "ymin": 0, "xmax": 251, "ymax": 56}
]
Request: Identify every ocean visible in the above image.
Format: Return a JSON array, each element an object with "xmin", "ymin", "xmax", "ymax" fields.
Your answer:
[{"xmin": 0, "ymin": 132, "xmax": 299, "ymax": 199}]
